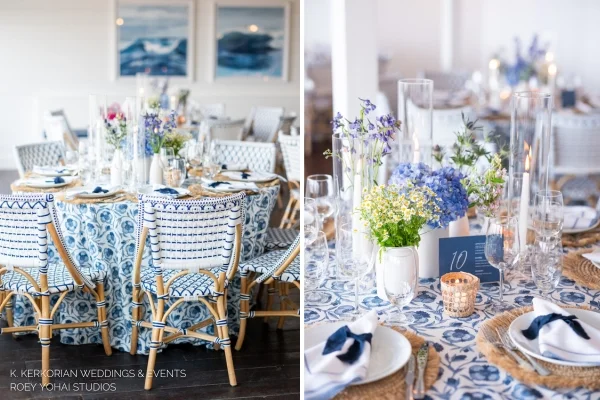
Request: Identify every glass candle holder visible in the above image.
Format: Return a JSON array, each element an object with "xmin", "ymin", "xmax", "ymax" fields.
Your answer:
[
  {"xmin": 397, "ymin": 79, "xmax": 433, "ymax": 167},
  {"xmin": 440, "ymin": 272, "xmax": 480, "ymax": 317},
  {"xmin": 506, "ymin": 92, "xmax": 553, "ymax": 261}
]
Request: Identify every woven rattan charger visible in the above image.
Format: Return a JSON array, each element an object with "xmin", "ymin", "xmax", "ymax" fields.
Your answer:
[{"xmin": 476, "ymin": 305, "xmax": 600, "ymax": 390}]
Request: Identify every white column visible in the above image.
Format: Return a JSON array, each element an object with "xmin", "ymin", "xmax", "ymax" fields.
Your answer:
[
  {"xmin": 440, "ymin": 0, "xmax": 454, "ymax": 72},
  {"xmin": 330, "ymin": 0, "xmax": 378, "ymax": 118}
]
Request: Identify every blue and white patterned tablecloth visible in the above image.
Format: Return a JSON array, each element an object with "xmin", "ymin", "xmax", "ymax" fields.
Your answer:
[
  {"xmin": 305, "ymin": 254, "xmax": 600, "ymax": 399},
  {"xmin": 11, "ymin": 185, "xmax": 278, "ymax": 354}
]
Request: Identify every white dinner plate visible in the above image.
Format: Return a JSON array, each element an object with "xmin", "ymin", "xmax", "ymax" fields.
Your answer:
[
  {"xmin": 201, "ymin": 179, "xmax": 258, "ymax": 193},
  {"xmin": 563, "ymin": 206, "xmax": 600, "ymax": 234},
  {"xmin": 21, "ymin": 177, "xmax": 74, "ymax": 189},
  {"xmin": 509, "ymin": 308, "xmax": 600, "ymax": 367},
  {"xmin": 33, "ymin": 165, "xmax": 77, "ymax": 177},
  {"xmin": 73, "ymin": 186, "xmax": 120, "ymax": 199},
  {"xmin": 304, "ymin": 322, "xmax": 412, "ymax": 385},
  {"xmin": 221, "ymin": 171, "xmax": 277, "ymax": 183}
]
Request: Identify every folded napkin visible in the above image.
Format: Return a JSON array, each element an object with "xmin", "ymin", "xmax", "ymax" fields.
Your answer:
[
  {"xmin": 304, "ymin": 311, "xmax": 378, "ymax": 400},
  {"xmin": 208, "ymin": 181, "xmax": 230, "ymax": 189},
  {"xmin": 92, "ymin": 186, "xmax": 108, "ymax": 194},
  {"xmin": 241, "ymin": 172, "xmax": 251, "ymax": 180},
  {"xmin": 53, "ymin": 177, "xmax": 65, "ymax": 184},
  {"xmin": 154, "ymin": 187, "xmax": 180, "ymax": 195},
  {"xmin": 221, "ymin": 164, "xmax": 246, "ymax": 171},
  {"xmin": 564, "ymin": 206, "xmax": 599, "ymax": 230},
  {"xmin": 204, "ymin": 179, "xmax": 258, "ymax": 191},
  {"xmin": 520, "ymin": 297, "xmax": 600, "ymax": 363},
  {"xmin": 583, "ymin": 252, "xmax": 600, "ymax": 266}
]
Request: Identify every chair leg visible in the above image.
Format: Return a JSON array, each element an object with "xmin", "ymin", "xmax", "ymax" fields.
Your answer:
[
  {"xmin": 130, "ymin": 290, "xmax": 142, "ymax": 355},
  {"xmin": 217, "ymin": 295, "xmax": 237, "ymax": 386},
  {"xmin": 95, "ymin": 282, "xmax": 112, "ymax": 356},
  {"xmin": 277, "ymin": 283, "xmax": 289, "ymax": 330},
  {"xmin": 264, "ymin": 283, "xmax": 276, "ymax": 323},
  {"xmin": 144, "ymin": 326, "xmax": 164, "ymax": 390},
  {"xmin": 235, "ymin": 276, "xmax": 249, "ymax": 351},
  {"xmin": 5, "ymin": 298, "xmax": 13, "ymax": 328},
  {"xmin": 40, "ymin": 296, "xmax": 51, "ymax": 387}
]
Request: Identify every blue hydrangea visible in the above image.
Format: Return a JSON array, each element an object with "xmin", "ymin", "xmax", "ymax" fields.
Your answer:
[{"xmin": 389, "ymin": 163, "xmax": 469, "ymax": 228}]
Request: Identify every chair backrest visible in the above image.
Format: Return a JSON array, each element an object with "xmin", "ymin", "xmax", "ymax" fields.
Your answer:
[
  {"xmin": 137, "ymin": 193, "xmax": 245, "ymax": 274},
  {"xmin": 49, "ymin": 109, "xmax": 79, "ymax": 150},
  {"xmin": 432, "ymin": 106, "xmax": 475, "ymax": 148},
  {"xmin": 260, "ymin": 235, "xmax": 300, "ymax": 284},
  {"xmin": 278, "ymin": 134, "xmax": 302, "ymax": 182},
  {"xmin": 244, "ymin": 106, "xmax": 285, "ymax": 142},
  {"xmin": 212, "ymin": 139, "xmax": 276, "ymax": 173},
  {"xmin": 0, "ymin": 193, "xmax": 92, "ymax": 287},
  {"xmin": 207, "ymin": 118, "xmax": 245, "ymax": 141},
  {"xmin": 421, "ymin": 70, "xmax": 470, "ymax": 92},
  {"xmin": 14, "ymin": 141, "xmax": 65, "ymax": 178},
  {"xmin": 278, "ymin": 113, "xmax": 297, "ymax": 136},
  {"xmin": 552, "ymin": 113, "xmax": 600, "ymax": 175},
  {"xmin": 200, "ymin": 103, "xmax": 226, "ymax": 119}
]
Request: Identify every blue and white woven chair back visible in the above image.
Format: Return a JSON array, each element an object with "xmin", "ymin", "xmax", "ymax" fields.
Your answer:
[
  {"xmin": 260, "ymin": 234, "xmax": 300, "ymax": 283},
  {"xmin": 278, "ymin": 134, "xmax": 302, "ymax": 182},
  {"xmin": 138, "ymin": 193, "xmax": 245, "ymax": 275},
  {"xmin": 250, "ymin": 107, "xmax": 284, "ymax": 142},
  {"xmin": 13, "ymin": 141, "xmax": 65, "ymax": 178},
  {"xmin": 212, "ymin": 139, "xmax": 276, "ymax": 173}
]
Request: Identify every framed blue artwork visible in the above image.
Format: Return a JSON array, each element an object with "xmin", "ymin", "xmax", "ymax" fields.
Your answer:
[
  {"xmin": 112, "ymin": 0, "xmax": 195, "ymax": 80},
  {"xmin": 211, "ymin": 1, "xmax": 290, "ymax": 81}
]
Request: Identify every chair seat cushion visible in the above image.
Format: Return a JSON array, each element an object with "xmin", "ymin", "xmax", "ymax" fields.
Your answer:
[
  {"xmin": 275, "ymin": 259, "xmax": 300, "ymax": 283},
  {"xmin": 141, "ymin": 267, "xmax": 223, "ymax": 298},
  {"xmin": 1, "ymin": 263, "xmax": 105, "ymax": 294},
  {"xmin": 265, "ymin": 228, "xmax": 298, "ymax": 251}
]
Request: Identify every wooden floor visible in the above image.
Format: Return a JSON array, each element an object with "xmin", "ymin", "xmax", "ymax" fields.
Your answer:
[{"xmin": 0, "ymin": 292, "xmax": 299, "ymax": 400}]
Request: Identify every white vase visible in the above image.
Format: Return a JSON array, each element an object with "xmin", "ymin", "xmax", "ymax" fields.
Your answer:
[
  {"xmin": 110, "ymin": 149, "xmax": 123, "ymax": 186},
  {"xmin": 375, "ymin": 246, "xmax": 419, "ymax": 301},
  {"xmin": 417, "ymin": 226, "xmax": 450, "ymax": 278},
  {"xmin": 449, "ymin": 215, "xmax": 470, "ymax": 237},
  {"xmin": 149, "ymin": 153, "xmax": 163, "ymax": 185}
]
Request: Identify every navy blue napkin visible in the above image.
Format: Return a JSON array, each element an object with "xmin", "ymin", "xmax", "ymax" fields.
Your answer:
[
  {"xmin": 221, "ymin": 164, "xmax": 228, "ymax": 170},
  {"xmin": 322, "ymin": 325, "xmax": 373, "ymax": 365},
  {"xmin": 522, "ymin": 312, "xmax": 590, "ymax": 340},
  {"xmin": 154, "ymin": 188, "xmax": 180, "ymax": 195},
  {"xmin": 92, "ymin": 186, "xmax": 108, "ymax": 194},
  {"xmin": 53, "ymin": 177, "xmax": 65, "ymax": 184},
  {"xmin": 209, "ymin": 181, "xmax": 230, "ymax": 188},
  {"xmin": 241, "ymin": 172, "xmax": 251, "ymax": 180}
]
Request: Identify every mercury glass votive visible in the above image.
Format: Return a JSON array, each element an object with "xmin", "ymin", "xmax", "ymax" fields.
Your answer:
[{"xmin": 440, "ymin": 272, "xmax": 480, "ymax": 317}]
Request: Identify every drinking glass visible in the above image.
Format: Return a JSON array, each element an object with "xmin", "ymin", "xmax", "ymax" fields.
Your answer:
[
  {"xmin": 304, "ymin": 198, "xmax": 319, "ymax": 245},
  {"xmin": 304, "ymin": 231, "xmax": 328, "ymax": 289},
  {"xmin": 533, "ymin": 190, "xmax": 564, "ymax": 237},
  {"xmin": 160, "ymin": 147, "xmax": 175, "ymax": 168},
  {"xmin": 65, "ymin": 150, "xmax": 79, "ymax": 168},
  {"xmin": 382, "ymin": 247, "xmax": 418, "ymax": 328},
  {"xmin": 164, "ymin": 158, "xmax": 186, "ymax": 187},
  {"xmin": 187, "ymin": 142, "xmax": 204, "ymax": 169},
  {"xmin": 485, "ymin": 216, "xmax": 520, "ymax": 312},
  {"xmin": 202, "ymin": 154, "xmax": 220, "ymax": 179},
  {"xmin": 337, "ymin": 223, "xmax": 374, "ymax": 320},
  {"xmin": 306, "ymin": 174, "xmax": 336, "ymax": 225},
  {"xmin": 532, "ymin": 236, "xmax": 563, "ymax": 300}
]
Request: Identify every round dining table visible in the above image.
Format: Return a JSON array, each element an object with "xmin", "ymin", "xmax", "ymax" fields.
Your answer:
[
  {"xmin": 304, "ymin": 222, "xmax": 600, "ymax": 399},
  {"xmin": 9, "ymin": 179, "xmax": 279, "ymax": 354}
]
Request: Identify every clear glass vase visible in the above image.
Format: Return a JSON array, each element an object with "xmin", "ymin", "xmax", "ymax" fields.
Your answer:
[
  {"xmin": 506, "ymin": 92, "xmax": 553, "ymax": 270},
  {"xmin": 396, "ymin": 79, "xmax": 433, "ymax": 167}
]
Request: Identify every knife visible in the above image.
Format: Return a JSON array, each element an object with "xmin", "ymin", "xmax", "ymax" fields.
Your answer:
[
  {"xmin": 413, "ymin": 342, "xmax": 429, "ymax": 400},
  {"xmin": 405, "ymin": 355, "xmax": 415, "ymax": 400}
]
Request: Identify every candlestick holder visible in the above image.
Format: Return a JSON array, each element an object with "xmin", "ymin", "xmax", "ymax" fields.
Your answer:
[
  {"xmin": 441, "ymin": 272, "xmax": 479, "ymax": 317},
  {"xmin": 506, "ymin": 92, "xmax": 553, "ymax": 272}
]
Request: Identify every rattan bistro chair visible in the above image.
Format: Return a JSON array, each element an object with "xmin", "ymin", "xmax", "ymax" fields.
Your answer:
[
  {"xmin": 236, "ymin": 236, "xmax": 300, "ymax": 350},
  {"xmin": 0, "ymin": 194, "xmax": 111, "ymax": 387},
  {"xmin": 130, "ymin": 193, "xmax": 245, "ymax": 390}
]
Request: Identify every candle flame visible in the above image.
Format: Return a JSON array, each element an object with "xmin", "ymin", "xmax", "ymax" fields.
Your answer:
[
  {"xmin": 489, "ymin": 58, "xmax": 500, "ymax": 70},
  {"xmin": 548, "ymin": 63, "xmax": 557, "ymax": 76}
]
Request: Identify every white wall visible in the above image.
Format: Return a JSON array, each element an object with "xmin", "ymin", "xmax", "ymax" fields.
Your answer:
[{"xmin": 0, "ymin": 0, "xmax": 300, "ymax": 169}]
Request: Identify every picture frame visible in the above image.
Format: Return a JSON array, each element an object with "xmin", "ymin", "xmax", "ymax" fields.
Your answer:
[
  {"xmin": 208, "ymin": 0, "xmax": 291, "ymax": 82},
  {"xmin": 109, "ymin": 0, "xmax": 196, "ymax": 81}
]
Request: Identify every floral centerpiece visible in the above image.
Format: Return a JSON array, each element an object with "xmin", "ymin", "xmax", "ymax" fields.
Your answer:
[
  {"xmin": 494, "ymin": 35, "xmax": 549, "ymax": 87},
  {"xmin": 389, "ymin": 163, "xmax": 469, "ymax": 229},
  {"xmin": 104, "ymin": 113, "xmax": 127, "ymax": 151},
  {"xmin": 462, "ymin": 153, "xmax": 507, "ymax": 218},
  {"xmin": 163, "ymin": 130, "xmax": 192, "ymax": 158},
  {"xmin": 357, "ymin": 183, "xmax": 440, "ymax": 299},
  {"xmin": 142, "ymin": 110, "xmax": 178, "ymax": 184}
]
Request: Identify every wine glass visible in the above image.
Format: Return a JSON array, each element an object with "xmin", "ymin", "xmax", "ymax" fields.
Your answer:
[
  {"xmin": 485, "ymin": 216, "xmax": 520, "ymax": 312},
  {"xmin": 337, "ymin": 223, "xmax": 374, "ymax": 320},
  {"xmin": 164, "ymin": 158, "xmax": 186, "ymax": 187},
  {"xmin": 305, "ymin": 174, "xmax": 336, "ymax": 226},
  {"xmin": 533, "ymin": 190, "xmax": 564, "ymax": 238},
  {"xmin": 160, "ymin": 147, "xmax": 175, "ymax": 168},
  {"xmin": 532, "ymin": 236, "xmax": 563, "ymax": 300},
  {"xmin": 65, "ymin": 150, "xmax": 79, "ymax": 168},
  {"xmin": 304, "ymin": 198, "xmax": 319, "ymax": 245},
  {"xmin": 382, "ymin": 247, "xmax": 418, "ymax": 328},
  {"xmin": 304, "ymin": 231, "xmax": 328, "ymax": 289}
]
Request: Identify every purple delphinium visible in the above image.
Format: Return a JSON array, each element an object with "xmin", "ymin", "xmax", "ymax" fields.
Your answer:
[
  {"xmin": 389, "ymin": 163, "xmax": 469, "ymax": 228},
  {"xmin": 143, "ymin": 110, "xmax": 177, "ymax": 154}
]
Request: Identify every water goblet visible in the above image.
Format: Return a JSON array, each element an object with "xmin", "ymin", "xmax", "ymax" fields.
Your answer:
[
  {"xmin": 533, "ymin": 190, "xmax": 564, "ymax": 237},
  {"xmin": 382, "ymin": 247, "xmax": 418, "ymax": 328},
  {"xmin": 306, "ymin": 174, "xmax": 336, "ymax": 227},
  {"xmin": 304, "ymin": 231, "xmax": 328, "ymax": 290},
  {"xmin": 532, "ymin": 236, "xmax": 563, "ymax": 300}
]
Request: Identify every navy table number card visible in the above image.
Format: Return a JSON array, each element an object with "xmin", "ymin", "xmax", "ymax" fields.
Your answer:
[{"xmin": 438, "ymin": 235, "xmax": 500, "ymax": 283}]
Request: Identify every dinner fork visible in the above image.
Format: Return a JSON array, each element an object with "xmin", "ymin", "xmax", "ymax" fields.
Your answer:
[
  {"xmin": 499, "ymin": 329, "xmax": 551, "ymax": 376},
  {"xmin": 495, "ymin": 328, "xmax": 534, "ymax": 370}
]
